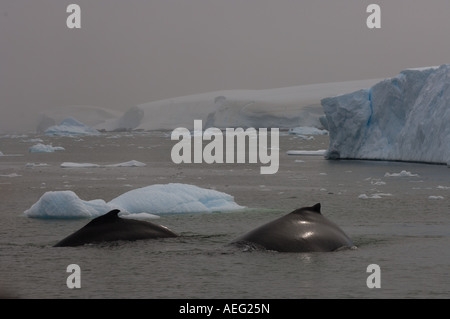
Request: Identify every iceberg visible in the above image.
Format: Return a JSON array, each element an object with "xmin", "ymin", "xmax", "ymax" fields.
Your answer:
[
  {"xmin": 36, "ymin": 105, "xmax": 122, "ymax": 133},
  {"xmin": 24, "ymin": 191, "xmax": 111, "ymax": 218},
  {"xmin": 44, "ymin": 117, "xmax": 101, "ymax": 136},
  {"xmin": 96, "ymin": 80, "xmax": 379, "ymax": 131},
  {"xmin": 108, "ymin": 183, "xmax": 244, "ymax": 215},
  {"xmin": 29, "ymin": 143, "xmax": 65, "ymax": 153},
  {"xmin": 24, "ymin": 183, "xmax": 245, "ymax": 218},
  {"xmin": 322, "ymin": 65, "xmax": 450, "ymax": 165}
]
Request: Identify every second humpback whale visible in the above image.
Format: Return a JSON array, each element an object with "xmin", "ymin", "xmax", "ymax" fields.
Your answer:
[
  {"xmin": 230, "ymin": 203, "xmax": 354, "ymax": 252},
  {"xmin": 54, "ymin": 209, "xmax": 178, "ymax": 247}
]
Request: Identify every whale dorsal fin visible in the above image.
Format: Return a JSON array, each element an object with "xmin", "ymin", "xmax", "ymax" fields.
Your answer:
[
  {"xmin": 102, "ymin": 209, "xmax": 121, "ymax": 219},
  {"xmin": 88, "ymin": 209, "xmax": 121, "ymax": 226},
  {"xmin": 291, "ymin": 203, "xmax": 322, "ymax": 215},
  {"xmin": 310, "ymin": 203, "xmax": 321, "ymax": 214}
]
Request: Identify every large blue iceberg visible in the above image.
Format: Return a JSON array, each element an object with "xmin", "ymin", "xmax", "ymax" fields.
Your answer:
[
  {"xmin": 24, "ymin": 183, "xmax": 245, "ymax": 218},
  {"xmin": 322, "ymin": 65, "xmax": 450, "ymax": 166}
]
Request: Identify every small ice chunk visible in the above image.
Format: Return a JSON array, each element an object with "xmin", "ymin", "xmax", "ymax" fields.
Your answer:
[
  {"xmin": 287, "ymin": 150, "xmax": 327, "ymax": 156},
  {"xmin": 384, "ymin": 170, "xmax": 419, "ymax": 177},
  {"xmin": 60, "ymin": 160, "xmax": 146, "ymax": 168},
  {"xmin": 288, "ymin": 127, "xmax": 328, "ymax": 135}
]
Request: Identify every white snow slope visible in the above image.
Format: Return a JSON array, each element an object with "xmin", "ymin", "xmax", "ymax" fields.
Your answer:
[{"xmin": 96, "ymin": 80, "xmax": 379, "ymax": 131}]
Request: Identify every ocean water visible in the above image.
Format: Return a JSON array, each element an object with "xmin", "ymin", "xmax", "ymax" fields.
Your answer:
[{"xmin": 0, "ymin": 132, "xmax": 449, "ymax": 299}]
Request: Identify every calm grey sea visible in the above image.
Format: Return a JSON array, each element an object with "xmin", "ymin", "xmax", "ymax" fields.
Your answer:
[{"xmin": 0, "ymin": 132, "xmax": 449, "ymax": 298}]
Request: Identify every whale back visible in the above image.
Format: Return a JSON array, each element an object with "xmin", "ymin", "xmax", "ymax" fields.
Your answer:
[
  {"xmin": 54, "ymin": 209, "xmax": 178, "ymax": 247},
  {"xmin": 231, "ymin": 203, "xmax": 353, "ymax": 252}
]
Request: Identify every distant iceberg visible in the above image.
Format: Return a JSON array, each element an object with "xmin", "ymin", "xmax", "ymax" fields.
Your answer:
[
  {"xmin": 96, "ymin": 80, "xmax": 379, "ymax": 131},
  {"xmin": 24, "ymin": 183, "xmax": 245, "ymax": 218},
  {"xmin": 37, "ymin": 105, "xmax": 122, "ymax": 133},
  {"xmin": 29, "ymin": 143, "xmax": 65, "ymax": 153},
  {"xmin": 322, "ymin": 65, "xmax": 450, "ymax": 165},
  {"xmin": 44, "ymin": 117, "xmax": 101, "ymax": 136}
]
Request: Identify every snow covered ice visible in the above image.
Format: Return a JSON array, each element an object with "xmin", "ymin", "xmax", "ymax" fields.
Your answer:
[
  {"xmin": 24, "ymin": 183, "xmax": 245, "ymax": 218},
  {"xmin": 322, "ymin": 65, "xmax": 450, "ymax": 165},
  {"xmin": 96, "ymin": 80, "xmax": 378, "ymax": 131}
]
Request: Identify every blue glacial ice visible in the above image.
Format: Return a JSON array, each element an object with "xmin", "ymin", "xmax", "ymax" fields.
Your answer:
[
  {"xmin": 29, "ymin": 143, "xmax": 65, "ymax": 153},
  {"xmin": 24, "ymin": 183, "xmax": 245, "ymax": 218},
  {"xmin": 322, "ymin": 65, "xmax": 450, "ymax": 165},
  {"xmin": 44, "ymin": 117, "xmax": 101, "ymax": 136}
]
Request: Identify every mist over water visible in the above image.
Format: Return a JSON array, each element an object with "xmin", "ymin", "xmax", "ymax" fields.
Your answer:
[{"xmin": 2, "ymin": 1, "xmax": 450, "ymax": 132}]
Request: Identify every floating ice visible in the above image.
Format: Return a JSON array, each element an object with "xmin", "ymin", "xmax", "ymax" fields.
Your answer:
[
  {"xmin": 24, "ymin": 183, "xmax": 245, "ymax": 218},
  {"xmin": 29, "ymin": 143, "xmax": 65, "ymax": 153},
  {"xmin": 24, "ymin": 191, "xmax": 111, "ymax": 218},
  {"xmin": 428, "ymin": 196, "xmax": 444, "ymax": 200},
  {"xmin": 60, "ymin": 160, "xmax": 146, "ymax": 168},
  {"xmin": 288, "ymin": 127, "xmax": 328, "ymax": 135},
  {"xmin": 358, "ymin": 193, "xmax": 393, "ymax": 199},
  {"xmin": 61, "ymin": 162, "xmax": 100, "ymax": 168},
  {"xmin": 26, "ymin": 163, "xmax": 49, "ymax": 167},
  {"xmin": 109, "ymin": 184, "xmax": 244, "ymax": 215},
  {"xmin": 44, "ymin": 117, "xmax": 101, "ymax": 136},
  {"xmin": 286, "ymin": 150, "xmax": 327, "ymax": 156},
  {"xmin": 0, "ymin": 151, "xmax": 3, "ymax": 156},
  {"xmin": 292, "ymin": 135, "xmax": 314, "ymax": 140},
  {"xmin": 384, "ymin": 170, "xmax": 419, "ymax": 177},
  {"xmin": 322, "ymin": 65, "xmax": 450, "ymax": 165},
  {"xmin": 0, "ymin": 173, "xmax": 21, "ymax": 178},
  {"xmin": 23, "ymin": 138, "xmax": 44, "ymax": 143}
]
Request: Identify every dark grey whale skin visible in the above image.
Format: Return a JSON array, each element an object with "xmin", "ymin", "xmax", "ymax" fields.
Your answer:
[
  {"xmin": 230, "ymin": 203, "xmax": 354, "ymax": 252},
  {"xmin": 54, "ymin": 209, "xmax": 178, "ymax": 247}
]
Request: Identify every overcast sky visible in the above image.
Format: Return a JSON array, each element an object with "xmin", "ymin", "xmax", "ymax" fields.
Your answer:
[{"xmin": 1, "ymin": 0, "xmax": 450, "ymax": 132}]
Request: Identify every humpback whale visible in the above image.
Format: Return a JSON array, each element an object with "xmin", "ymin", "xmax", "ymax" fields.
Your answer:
[
  {"xmin": 230, "ymin": 203, "xmax": 354, "ymax": 252},
  {"xmin": 54, "ymin": 209, "xmax": 178, "ymax": 247}
]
